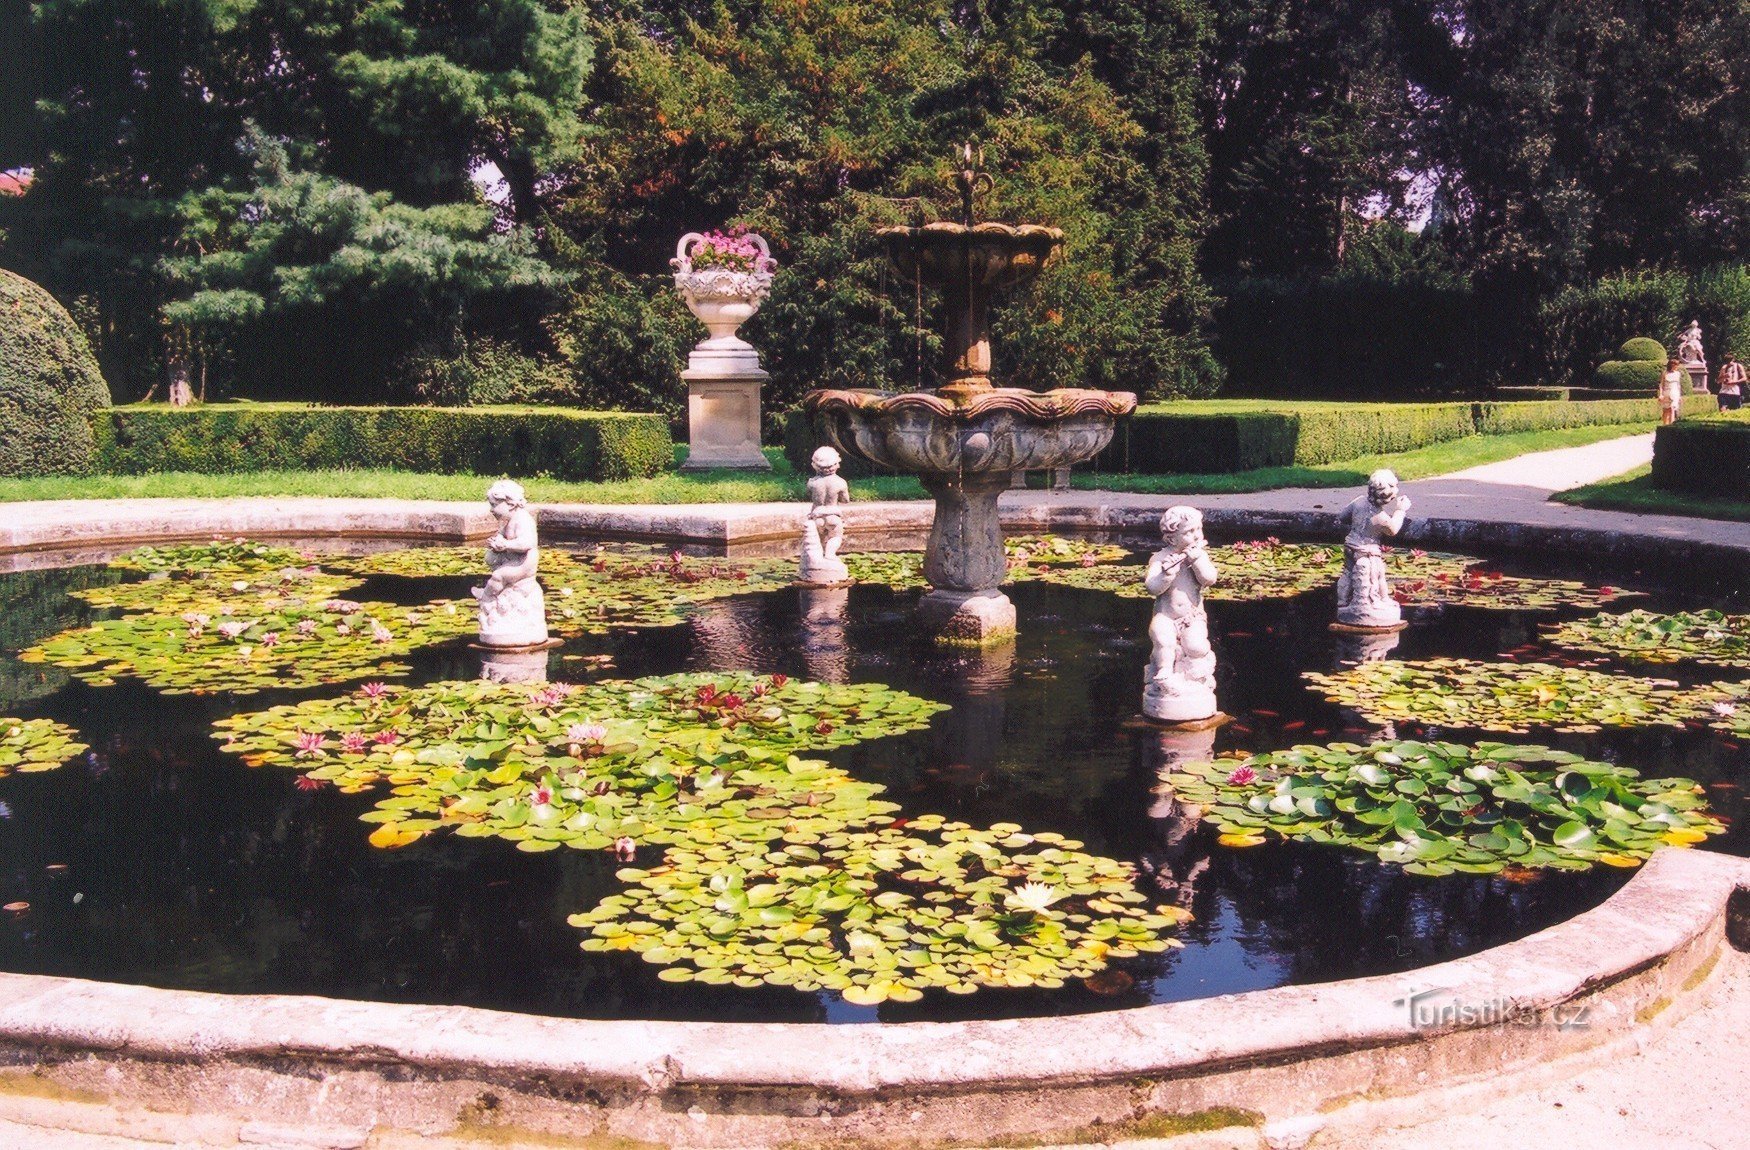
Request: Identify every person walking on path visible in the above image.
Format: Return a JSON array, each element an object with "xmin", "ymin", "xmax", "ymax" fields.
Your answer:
[
  {"xmin": 1661, "ymin": 358, "xmax": 1687, "ymax": 425},
  {"xmin": 1719, "ymin": 354, "xmax": 1746, "ymax": 412}
]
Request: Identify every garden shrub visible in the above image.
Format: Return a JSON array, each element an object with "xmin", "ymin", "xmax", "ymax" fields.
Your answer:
[
  {"xmin": 1593, "ymin": 360, "xmax": 1669, "ymax": 391},
  {"xmin": 1619, "ymin": 337, "xmax": 1668, "ymax": 362},
  {"xmin": 92, "ymin": 404, "xmax": 673, "ymax": 481},
  {"xmin": 391, "ymin": 338, "xmax": 573, "ymax": 407},
  {"xmin": 1651, "ymin": 413, "xmax": 1750, "ymax": 498},
  {"xmin": 0, "ymin": 268, "xmax": 112, "ymax": 477}
]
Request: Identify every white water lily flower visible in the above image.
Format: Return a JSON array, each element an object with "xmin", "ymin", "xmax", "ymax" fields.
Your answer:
[
  {"xmin": 1004, "ymin": 882, "xmax": 1066, "ymax": 914},
  {"xmin": 1713, "ymin": 701, "xmax": 1738, "ymax": 717}
]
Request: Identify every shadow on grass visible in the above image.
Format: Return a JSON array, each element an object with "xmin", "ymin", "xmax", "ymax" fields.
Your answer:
[{"xmin": 1553, "ymin": 466, "xmax": 1750, "ymax": 523}]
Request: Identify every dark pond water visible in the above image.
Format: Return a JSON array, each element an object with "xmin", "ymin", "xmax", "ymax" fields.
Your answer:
[{"xmin": 0, "ymin": 538, "xmax": 1744, "ymax": 1023}]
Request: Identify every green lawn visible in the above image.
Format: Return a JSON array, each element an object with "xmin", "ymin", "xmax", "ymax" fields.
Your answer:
[
  {"xmin": 0, "ymin": 423, "xmax": 1655, "ymax": 504},
  {"xmin": 1553, "ymin": 465, "xmax": 1750, "ymax": 522},
  {"xmin": 1070, "ymin": 421, "xmax": 1659, "ymax": 495}
]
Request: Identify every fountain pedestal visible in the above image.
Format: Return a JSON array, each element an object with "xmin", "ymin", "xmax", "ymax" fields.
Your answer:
[{"xmin": 916, "ymin": 471, "xmax": 1016, "ymax": 644}]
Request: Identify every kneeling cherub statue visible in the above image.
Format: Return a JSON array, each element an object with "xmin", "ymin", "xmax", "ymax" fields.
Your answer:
[{"xmin": 473, "ymin": 479, "xmax": 549, "ymax": 648}]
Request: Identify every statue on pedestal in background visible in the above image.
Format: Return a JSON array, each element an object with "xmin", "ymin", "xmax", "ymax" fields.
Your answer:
[
  {"xmin": 798, "ymin": 446, "xmax": 851, "ymax": 585},
  {"xmin": 473, "ymin": 480, "xmax": 549, "ymax": 648},
  {"xmin": 1336, "ymin": 469, "xmax": 1411, "ymax": 631},
  {"xmin": 1677, "ymin": 319, "xmax": 1708, "ymax": 392},
  {"xmin": 1142, "ymin": 506, "xmax": 1219, "ymax": 724}
]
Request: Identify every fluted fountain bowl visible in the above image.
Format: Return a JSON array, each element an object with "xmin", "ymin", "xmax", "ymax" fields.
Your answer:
[
  {"xmin": 802, "ymin": 386, "xmax": 1136, "ymax": 475},
  {"xmin": 879, "ymin": 222, "xmax": 1065, "ymax": 291}
]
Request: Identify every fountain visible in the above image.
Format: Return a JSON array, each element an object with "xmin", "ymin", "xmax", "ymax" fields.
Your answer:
[{"xmin": 803, "ymin": 144, "xmax": 1137, "ymax": 645}]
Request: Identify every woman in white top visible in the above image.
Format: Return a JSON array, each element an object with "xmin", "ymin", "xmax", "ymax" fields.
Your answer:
[{"xmin": 1660, "ymin": 358, "xmax": 1686, "ymax": 426}]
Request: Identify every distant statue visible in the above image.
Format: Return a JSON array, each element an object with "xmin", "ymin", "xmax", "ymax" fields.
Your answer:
[
  {"xmin": 473, "ymin": 479, "xmax": 548, "ymax": 647},
  {"xmin": 1142, "ymin": 506, "xmax": 1219, "ymax": 723},
  {"xmin": 798, "ymin": 446, "xmax": 851, "ymax": 585},
  {"xmin": 1336, "ymin": 469, "xmax": 1411, "ymax": 630},
  {"xmin": 1678, "ymin": 320, "xmax": 1706, "ymax": 366},
  {"xmin": 168, "ymin": 378, "xmax": 194, "ymax": 407}
]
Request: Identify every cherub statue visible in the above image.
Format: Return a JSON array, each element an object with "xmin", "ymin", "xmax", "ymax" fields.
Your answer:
[
  {"xmin": 1142, "ymin": 506, "xmax": 1219, "ymax": 723},
  {"xmin": 1336, "ymin": 468, "xmax": 1411, "ymax": 630},
  {"xmin": 1677, "ymin": 319, "xmax": 1706, "ymax": 366},
  {"xmin": 798, "ymin": 446, "xmax": 851, "ymax": 585},
  {"xmin": 472, "ymin": 479, "xmax": 548, "ymax": 647}
]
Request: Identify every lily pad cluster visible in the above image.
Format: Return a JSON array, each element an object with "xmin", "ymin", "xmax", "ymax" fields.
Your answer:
[
  {"xmin": 0, "ymin": 717, "xmax": 87, "ymax": 776},
  {"xmin": 72, "ymin": 562, "xmax": 365, "ymax": 613},
  {"xmin": 1547, "ymin": 610, "xmax": 1750, "ymax": 669},
  {"xmin": 23, "ymin": 590, "xmax": 474, "ymax": 694},
  {"xmin": 107, "ymin": 540, "xmax": 311, "ymax": 574},
  {"xmin": 212, "ymin": 672, "xmax": 945, "ymax": 850},
  {"xmin": 1304, "ymin": 658, "xmax": 1703, "ymax": 733},
  {"xmin": 570, "ymin": 815, "xmax": 1187, "ymax": 1004},
  {"xmin": 1161, "ymin": 739, "xmax": 1723, "ymax": 875},
  {"xmin": 1005, "ymin": 535, "xmax": 1130, "ymax": 566}
]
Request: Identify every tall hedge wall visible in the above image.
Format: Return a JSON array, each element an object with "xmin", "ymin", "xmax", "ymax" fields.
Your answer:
[
  {"xmin": 1651, "ymin": 413, "xmax": 1750, "ymax": 498},
  {"xmin": 93, "ymin": 404, "xmax": 673, "ymax": 481},
  {"xmin": 785, "ymin": 396, "xmax": 1690, "ymax": 477},
  {"xmin": 0, "ymin": 268, "xmax": 112, "ymax": 478}
]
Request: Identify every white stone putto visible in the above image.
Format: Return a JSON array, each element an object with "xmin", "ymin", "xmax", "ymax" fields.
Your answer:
[
  {"xmin": 1142, "ymin": 506, "xmax": 1219, "ymax": 723},
  {"xmin": 1336, "ymin": 468, "xmax": 1412, "ymax": 630},
  {"xmin": 472, "ymin": 479, "xmax": 549, "ymax": 648},
  {"xmin": 798, "ymin": 446, "xmax": 851, "ymax": 585}
]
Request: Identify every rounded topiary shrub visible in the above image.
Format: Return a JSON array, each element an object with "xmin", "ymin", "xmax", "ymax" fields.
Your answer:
[
  {"xmin": 0, "ymin": 268, "xmax": 110, "ymax": 477},
  {"xmin": 1594, "ymin": 359, "xmax": 1667, "ymax": 391},
  {"xmin": 1620, "ymin": 337, "xmax": 1669, "ymax": 363}
]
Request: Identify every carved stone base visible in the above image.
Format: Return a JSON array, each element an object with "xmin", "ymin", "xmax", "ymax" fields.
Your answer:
[
  {"xmin": 797, "ymin": 556, "xmax": 850, "ymax": 587},
  {"xmin": 682, "ymin": 371, "xmax": 772, "ymax": 471},
  {"xmin": 476, "ymin": 644, "xmax": 558, "ymax": 684},
  {"xmin": 1142, "ymin": 680, "xmax": 1220, "ymax": 724},
  {"xmin": 1330, "ymin": 620, "xmax": 1409, "ymax": 635},
  {"xmin": 916, "ymin": 589, "xmax": 1016, "ymax": 647}
]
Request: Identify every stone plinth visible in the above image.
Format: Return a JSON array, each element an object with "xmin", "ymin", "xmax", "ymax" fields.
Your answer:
[
  {"xmin": 916, "ymin": 588, "xmax": 1016, "ymax": 646},
  {"xmin": 1685, "ymin": 363, "xmax": 1709, "ymax": 393},
  {"xmin": 681, "ymin": 369, "xmax": 771, "ymax": 471},
  {"xmin": 478, "ymin": 646, "xmax": 552, "ymax": 684}
]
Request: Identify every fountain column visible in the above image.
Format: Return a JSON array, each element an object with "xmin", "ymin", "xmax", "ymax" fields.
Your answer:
[{"xmin": 917, "ymin": 471, "xmax": 1016, "ymax": 644}]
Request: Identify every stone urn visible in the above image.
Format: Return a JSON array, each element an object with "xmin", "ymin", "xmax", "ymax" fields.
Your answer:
[
  {"xmin": 673, "ymin": 230, "xmax": 777, "ymax": 471},
  {"xmin": 672, "ymin": 231, "xmax": 776, "ymax": 378}
]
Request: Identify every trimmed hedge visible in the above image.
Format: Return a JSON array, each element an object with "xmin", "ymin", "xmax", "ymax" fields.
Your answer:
[
  {"xmin": 92, "ymin": 404, "xmax": 673, "ymax": 481},
  {"xmin": 1652, "ymin": 412, "xmax": 1750, "ymax": 498},
  {"xmin": 783, "ymin": 395, "xmax": 1689, "ymax": 477},
  {"xmin": 1594, "ymin": 359, "xmax": 1667, "ymax": 392},
  {"xmin": 1620, "ymin": 337, "xmax": 1668, "ymax": 362},
  {"xmin": 0, "ymin": 268, "xmax": 112, "ymax": 478}
]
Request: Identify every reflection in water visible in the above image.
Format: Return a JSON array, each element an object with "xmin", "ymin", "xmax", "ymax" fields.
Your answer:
[
  {"xmin": 797, "ymin": 586, "xmax": 851, "ymax": 683},
  {"xmin": 1333, "ymin": 627, "xmax": 1401, "ymax": 667},
  {"xmin": 477, "ymin": 646, "xmax": 552, "ymax": 684},
  {"xmin": 1141, "ymin": 726, "xmax": 1217, "ymax": 911}
]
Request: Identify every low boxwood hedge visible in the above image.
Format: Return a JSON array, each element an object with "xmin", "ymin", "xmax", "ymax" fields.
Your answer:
[
  {"xmin": 787, "ymin": 395, "xmax": 1690, "ymax": 477},
  {"xmin": 1652, "ymin": 413, "xmax": 1750, "ymax": 498},
  {"xmin": 93, "ymin": 403, "xmax": 673, "ymax": 481}
]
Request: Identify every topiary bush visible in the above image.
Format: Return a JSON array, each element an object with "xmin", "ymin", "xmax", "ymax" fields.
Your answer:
[
  {"xmin": 0, "ymin": 268, "xmax": 112, "ymax": 477},
  {"xmin": 1619, "ymin": 337, "xmax": 1668, "ymax": 362},
  {"xmin": 93, "ymin": 404, "xmax": 673, "ymax": 481},
  {"xmin": 1594, "ymin": 359, "xmax": 1668, "ymax": 391},
  {"xmin": 1651, "ymin": 413, "xmax": 1750, "ymax": 498}
]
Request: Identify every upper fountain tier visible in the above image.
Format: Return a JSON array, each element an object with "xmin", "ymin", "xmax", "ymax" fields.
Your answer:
[{"xmin": 804, "ymin": 170, "xmax": 1135, "ymax": 476}]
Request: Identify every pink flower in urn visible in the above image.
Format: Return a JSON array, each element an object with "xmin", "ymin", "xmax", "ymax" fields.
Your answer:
[
  {"xmin": 613, "ymin": 836, "xmax": 638, "ymax": 862},
  {"xmin": 294, "ymin": 731, "xmax": 326, "ymax": 758},
  {"xmin": 1225, "ymin": 765, "xmax": 1259, "ymax": 787},
  {"xmin": 341, "ymin": 732, "xmax": 368, "ymax": 755}
]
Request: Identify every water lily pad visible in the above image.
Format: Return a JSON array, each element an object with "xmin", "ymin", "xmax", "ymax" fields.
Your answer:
[
  {"xmin": 1161, "ymin": 739, "xmax": 1723, "ymax": 874},
  {"xmin": 1304, "ymin": 658, "xmax": 1704, "ymax": 733},
  {"xmin": 1546, "ymin": 610, "xmax": 1750, "ymax": 669},
  {"xmin": 568, "ymin": 819, "xmax": 1185, "ymax": 1003},
  {"xmin": 0, "ymin": 717, "xmax": 87, "ymax": 776}
]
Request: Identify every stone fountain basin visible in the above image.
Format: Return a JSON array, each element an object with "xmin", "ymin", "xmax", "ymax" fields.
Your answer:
[{"xmin": 804, "ymin": 386, "xmax": 1137, "ymax": 474}]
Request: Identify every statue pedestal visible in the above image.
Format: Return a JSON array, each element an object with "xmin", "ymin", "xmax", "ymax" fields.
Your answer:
[
  {"xmin": 1142, "ymin": 681, "xmax": 1220, "ymax": 725},
  {"xmin": 477, "ymin": 645, "xmax": 556, "ymax": 684},
  {"xmin": 1684, "ymin": 362, "xmax": 1709, "ymax": 393},
  {"xmin": 917, "ymin": 589, "xmax": 1016, "ymax": 647},
  {"xmin": 682, "ymin": 366, "xmax": 771, "ymax": 471}
]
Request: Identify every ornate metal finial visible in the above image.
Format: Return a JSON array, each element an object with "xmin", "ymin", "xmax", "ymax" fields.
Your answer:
[{"xmin": 954, "ymin": 140, "xmax": 994, "ymax": 226}]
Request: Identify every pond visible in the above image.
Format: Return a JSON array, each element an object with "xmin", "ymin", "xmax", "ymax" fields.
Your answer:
[{"xmin": 0, "ymin": 534, "xmax": 1742, "ymax": 1023}]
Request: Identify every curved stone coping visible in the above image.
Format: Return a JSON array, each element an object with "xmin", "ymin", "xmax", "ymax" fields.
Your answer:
[{"xmin": 0, "ymin": 848, "xmax": 1743, "ymax": 1146}]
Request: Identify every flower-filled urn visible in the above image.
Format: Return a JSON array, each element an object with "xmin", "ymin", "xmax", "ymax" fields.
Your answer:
[{"xmin": 672, "ymin": 228, "xmax": 776, "ymax": 377}]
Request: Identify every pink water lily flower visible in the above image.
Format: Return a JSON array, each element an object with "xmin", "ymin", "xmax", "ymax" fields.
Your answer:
[
  {"xmin": 531, "ymin": 783, "xmax": 554, "ymax": 807},
  {"xmin": 613, "ymin": 836, "xmax": 637, "ymax": 862},
  {"xmin": 371, "ymin": 624, "xmax": 394, "ymax": 644},
  {"xmin": 341, "ymin": 732, "xmax": 368, "ymax": 754},
  {"xmin": 359, "ymin": 681, "xmax": 389, "ymax": 699},
  {"xmin": 297, "ymin": 619, "xmax": 318, "ymax": 635},
  {"xmin": 1226, "ymin": 765, "xmax": 1259, "ymax": 787},
  {"xmin": 567, "ymin": 722, "xmax": 608, "ymax": 745},
  {"xmin": 334, "ymin": 623, "xmax": 352, "ymax": 636},
  {"xmin": 217, "ymin": 620, "xmax": 250, "ymax": 640},
  {"xmin": 372, "ymin": 729, "xmax": 401, "ymax": 746},
  {"xmin": 260, "ymin": 632, "xmax": 280, "ymax": 647},
  {"xmin": 293, "ymin": 731, "xmax": 326, "ymax": 758}
]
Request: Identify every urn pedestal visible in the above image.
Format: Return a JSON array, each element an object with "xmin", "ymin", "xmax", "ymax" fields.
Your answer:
[
  {"xmin": 681, "ymin": 369, "xmax": 772, "ymax": 471},
  {"xmin": 673, "ymin": 231, "xmax": 776, "ymax": 472}
]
